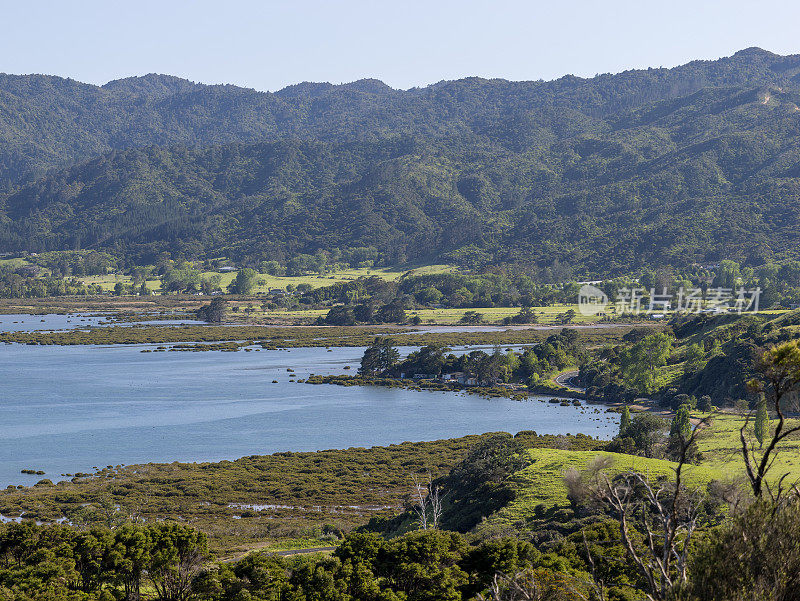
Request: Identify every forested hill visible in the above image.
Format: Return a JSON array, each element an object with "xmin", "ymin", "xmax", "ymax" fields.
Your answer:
[{"xmin": 2, "ymin": 48, "xmax": 800, "ymax": 274}]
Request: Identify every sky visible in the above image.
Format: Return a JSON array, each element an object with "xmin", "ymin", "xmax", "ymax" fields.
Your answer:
[{"xmin": 2, "ymin": 0, "xmax": 800, "ymax": 92}]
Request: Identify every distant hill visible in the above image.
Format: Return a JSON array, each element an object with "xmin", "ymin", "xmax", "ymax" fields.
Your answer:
[{"xmin": 1, "ymin": 48, "xmax": 800, "ymax": 274}]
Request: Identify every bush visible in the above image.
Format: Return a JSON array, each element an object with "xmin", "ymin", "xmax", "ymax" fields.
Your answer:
[{"xmin": 687, "ymin": 500, "xmax": 800, "ymax": 600}]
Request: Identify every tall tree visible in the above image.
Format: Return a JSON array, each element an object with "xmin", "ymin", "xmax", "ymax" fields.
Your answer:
[
  {"xmin": 619, "ymin": 333, "xmax": 673, "ymax": 395},
  {"xmin": 229, "ymin": 268, "xmax": 258, "ymax": 295},
  {"xmin": 359, "ymin": 346, "xmax": 382, "ymax": 376},
  {"xmin": 619, "ymin": 405, "xmax": 631, "ymax": 436},
  {"xmin": 670, "ymin": 405, "xmax": 692, "ymax": 440},
  {"xmin": 377, "ymin": 338, "xmax": 400, "ymax": 373}
]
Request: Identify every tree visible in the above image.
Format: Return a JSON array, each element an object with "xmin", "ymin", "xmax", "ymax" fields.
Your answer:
[
  {"xmin": 110, "ymin": 524, "xmax": 151, "ymax": 601},
  {"xmin": 229, "ymin": 268, "xmax": 258, "ymax": 295},
  {"xmin": 667, "ymin": 404, "xmax": 696, "ymax": 461},
  {"xmin": 200, "ymin": 274, "xmax": 221, "ymax": 295},
  {"xmin": 619, "ymin": 405, "xmax": 631, "ymax": 435},
  {"xmin": 510, "ymin": 306, "xmax": 538, "ymax": 324},
  {"xmin": 669, "ymin": 405, "xmax": 691, "ymax": 441},
  {"xmin": 377, "ymin": 338, "xmax": 400, "ymax": 373},
  {"xmin": 713, "ymin": 259, "xmax": 741, "ymax": 289},
  {"xmin": 687, "ymin": 498, "xmax": 800, "ymax": 601},
  {"xmin": 620, "ymin": 413, "xmax": 666, "ymax": 458},
  {"xmin": 555, "ymin": 309, "xmax": 577, "ymax": 325},
  {"xmin": 619, "ymin": 333, "xmax": 673, "ymax": 394},
  {"xmin": 322, "ymin": 305, "xmax": 356, "ymax": 325},
  {"xmin": 148, "ymin": 523, "xmax": 209, "ymax": 601},
  {"xmin": 358, "ymin": 338, "xmax": 399, "ymax": 376},
  {"xmin": 260, "ymin": 260, "xmax": 285, "ymax": 276},
  {"xmin": 683, "ymin": 343, "xmax": 705, "ymax": 374},
  {"xmin": 459, "ymin": 311, "xmax": 485, "ymax": 325},
  {"xmin": 74, "ymin": 528, "xmax": 115, "ymax": 594},
  {"xmin": 410, "ymin": 472, "xmax": 445, "ymax": 530},
  {"xmin": 375, "ymin": 299, "xmax": 406, "ymax": 323},
  {"xmin": 353, "ymin": 303, "xmax": 375, "ymax": 322},
  {"xmin": 379, "ymin": 530, "xmax": 469, "ymax": 600},
  {"xmin": 196, "ymin": 297, "xmax": 227, "ymax": 323},
  {"xmin": 697, "ymin": 395, "xmax": 712, "ymax": 412},
  {"xmin": 161, "ymin": 263, "xmax": 201, "ymax": 293},
  {"xmin": 741, "ymin": 341, "xmax": 800, "ymax": 498},
  {"xmin": 404, "ymin": 345, "xmax": 448, "ymax": 377},
  {"xmin": 359, "ymin": 346, "xmax": 382, "ymax": 376},
  {"xmin": 601, "ymin": 415, "xmax": 710, "ymax": 601}
]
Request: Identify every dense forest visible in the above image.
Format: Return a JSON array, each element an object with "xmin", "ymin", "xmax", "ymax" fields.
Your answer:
[{"xmin": 2, "ymin": 48, "xmax": 800, "ymax": 275}]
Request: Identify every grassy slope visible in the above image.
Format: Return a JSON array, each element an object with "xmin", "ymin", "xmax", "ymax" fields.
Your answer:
[
  {"xmin": 485, "ymin": 411, "xmax": 800, "ymax": 535},
  {"xmin": 696, "ymin": 412, "xmax": 800, "ymax": 482},
  {"xmin": 482, "ymin": 448, "xmax": 725, "ymax": 534}
]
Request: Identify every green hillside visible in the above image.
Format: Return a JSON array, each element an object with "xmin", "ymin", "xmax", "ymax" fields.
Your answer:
[
  {"xmin": 479, "ymin": 447, "xmax": 725, "ymax": 536},
  {"xmin": 2, "ymin": 49, "xmax": 800, "ymax": 274}
]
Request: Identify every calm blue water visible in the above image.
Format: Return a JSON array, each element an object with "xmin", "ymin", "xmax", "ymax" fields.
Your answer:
[
  {"xmin": 0, "ymin": 319, "xmax": 618, "ymax": 488},
  {"xmin": 0, "ymin": 313, "xmax": 205, "ymax": 332},
  {"xmin": 0, "ymin": 313, "xmax": 108, "ymax": 332}
]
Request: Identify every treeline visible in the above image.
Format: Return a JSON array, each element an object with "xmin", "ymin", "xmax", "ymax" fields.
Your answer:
[
  {"xmin": 0, "ymin": 520, "xmax": 604, "ymax": 601},
  {"xmin": 0, "ymin": 522, "xmax": 208, "ymax": 601},
  {"xmin": 10, "ymin": 505, "xmax": 797, "ymax": 601},
  {"xmin": 359, "ymin": 329, "xmax": 585, "ymax": 384},
  {"xmin": 313, "ymin": 275, "xmax": 581, "ymax": 325},
  {"xmin": 0, "ymin": 269, "xmax": 104, "ymax": 298}
]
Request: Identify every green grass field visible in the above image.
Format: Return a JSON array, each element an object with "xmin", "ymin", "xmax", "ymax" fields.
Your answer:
[
  {"xmin": 696, "ymin": 411, "xmax": 800, "ymax": 481},
  {"xmin": 77, "ymin": 274, "xmax": 161, "ymax": 292},
  {"xmin": 254, "ymin": 304, "xmax": 604, "ymax": 325},
  {"xmin": 0, "ymin": 258, "xmax": 31, "ymax": 269},
  {"xmin": 407, "ymin": 305, "xmax": 601, "ymax": 325},
  {"xmin": 75, "ymin": 264, "xmax": 455, "ymax": 294}
]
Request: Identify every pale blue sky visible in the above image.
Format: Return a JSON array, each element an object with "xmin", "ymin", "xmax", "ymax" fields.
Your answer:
[{"xmin": 3, "ymin": 0, "xmax": 799, "ymax": 91}]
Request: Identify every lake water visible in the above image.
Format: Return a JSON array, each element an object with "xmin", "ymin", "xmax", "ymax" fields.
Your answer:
[
  {"xmin": 0, "ymin": 313, "xmax": 205, "ymax": 333},
  {"xmin": 0, "ymin": 313, "xmax": 109, "ymax": 332},
  {"xmin": 0, "ymin": 318, "xmax": 618, "ymax": 488}
]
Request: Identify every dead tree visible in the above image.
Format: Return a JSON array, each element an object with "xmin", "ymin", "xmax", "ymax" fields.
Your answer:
[
  {"xmin": 477, "ymin": 571, "xmax": 545, "ymax": 601},
  {"xmin": 410, "ymin": 472, "xmax": 446, "ymax": 530},
  {"xmin": 741, "ymin": 341, "xmax": 800, "ymax": 499},
  {"xmin": 411, "ymin": 473, "xmax": 429, "ymax": 530},
  {"xmin": 600, "ymin": 416, "xmax": 708, "ymax": 601}
]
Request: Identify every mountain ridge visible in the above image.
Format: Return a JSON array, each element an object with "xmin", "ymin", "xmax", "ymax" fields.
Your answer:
[
  {"xmin": 2, "ymin": 49, "xmax": 800, "ymax": 275},
  {"xmin": 1, "ymin": 47, "xmax": 799, "ymax": 190}
]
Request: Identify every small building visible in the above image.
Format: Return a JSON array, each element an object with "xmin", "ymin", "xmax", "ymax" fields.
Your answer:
[{"xmin": 439, "ymin": 372, "xmax": 465, "ymax": 382}]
